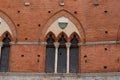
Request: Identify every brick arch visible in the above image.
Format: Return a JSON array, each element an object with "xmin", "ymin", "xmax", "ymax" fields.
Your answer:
[
  {"xmin": 41, "ymin": 9, "xmax": 86, "ymax": 42},
  {"xmin": 0, "ymin": 10, "xmax": 17, "ymax": 41},
  {"xmin": 57, "ymin": 32, "xmax": 68, "ymax": 42},
  {"xmin": 45, "ymin": 31, "xmax": 57, "ymax": 42},
  {"xmin": 69, "ymin": 32, "xmax": 80, "ymax": 42},
  {"xmin": 1, "ymin": 31, "xmax": 12, "ymax": 41}
]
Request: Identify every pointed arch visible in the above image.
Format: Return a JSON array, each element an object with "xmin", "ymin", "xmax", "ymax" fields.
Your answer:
[
  {"xmin": 0, "ymin": 31, "xmax": 11, "ymax": 72},
  {"xmin": 0, "ymin": 10, "xmax": 17, "ymax": 41},
  {"xmin": 1, "ymin": 31, "xmax": 13, "ymax": 41},
  {"xmin": 41, "ymin": 9, "xmax": 85, "ymax": 42},
  {"xmin": 45, "ymin": 31, "xmax": 57, "ymax": 42},
  {"xmin": 69, "ymin": 33, "xmax": 79, "ymax": 73},
  {"xmin": 69, "ymin": 32, "xmax": 80, "ymax": 42},
  {"xmin": 57, "ymin": 32, "xmax": 68, "ymax": 42},
  {"xmin": 45, "ymin": 32, "xmax": 55, "ymax": 73},
  {"xmin": 57, "ymin": 32, "xmax": 67, "ymax": 73}
]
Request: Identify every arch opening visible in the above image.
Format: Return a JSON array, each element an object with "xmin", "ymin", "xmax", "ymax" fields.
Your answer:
[
  {"xmin": 57, "ymin": 33, "xmax": 67, "ymax": 73},
  {"xmin": 44, "ymin": 10, "xmax": 84, "ymax": 73},
  {"xmin": 0, "ymin": 33, "xmax": 11, "ymax": 72},
  {"xmin": 46, "ymin": 33, "xmax": 55, "ymax": 73},
  {"xmin": 0, "ymin": 10, "xmax": 17, "ymax": 41},
  {"xmin": 42, "ymin": 9, "xmax": 85, "ymax": 42},
  {"xmin": 70, "ymin": 34, "xmax": 79, "ymax": 73}
]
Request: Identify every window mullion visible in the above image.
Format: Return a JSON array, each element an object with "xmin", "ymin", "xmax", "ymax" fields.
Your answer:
[
  {"xmin": 54, "ymin": 42, "xmax": 59, "ymax": 73},
  {"xmin": 0, "ymin": 42, "xmax": 3, "ymax": 58},
  {"xmin": 66, "ymin": 42, "xmax": 71, "ymax": 73}
]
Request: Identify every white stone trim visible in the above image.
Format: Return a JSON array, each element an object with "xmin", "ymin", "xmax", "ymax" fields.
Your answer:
[
  {"xmin": 9, "ymin": 41, "xmax": 120, "ymax": 45},
  {"xmin": 10, "ymin": 42, "xmax": 47, "ymax": 45},
  {"xmin": 66, "ymin": 42, "xmax": 71, "ymax": 73},
  {"xmin": 45, "ymin": 17, "xmax": 80, "ymax": 37},
  {"xmin": 78, "ymin": 41, "xmax": 120, "ymax": 46},
  {"xmin": 0, "ymin": 42, "xmax": 3, "ymax": 58},
  {"xmin": 54, "ymin": 42, "xmax": 59, "ymax": 73},
  {"xmin": 0, "ymin": 17, "xmax": 13, "ymax": 36}
]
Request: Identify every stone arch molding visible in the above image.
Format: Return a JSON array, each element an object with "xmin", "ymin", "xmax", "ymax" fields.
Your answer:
[
  {"xmin": 0, "ymin": 10, "xmax": 17, "ymax": 41},
  {"xmin": 42, "ymin": 9, "xmax": 85, "ymax": 42}
]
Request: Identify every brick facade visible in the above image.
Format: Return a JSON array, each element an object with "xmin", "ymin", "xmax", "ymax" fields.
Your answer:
[{"xmin": 0, "ymin": 0, "xmax": 120, "ymax": 73}]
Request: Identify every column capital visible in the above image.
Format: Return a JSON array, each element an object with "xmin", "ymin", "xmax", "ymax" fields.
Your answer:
[
  {"xmin": 0, "ymin": 42, "xmax": 3, "ymax": 46},
  {"xmin": 54, "ymin": 42, "xmax": 59, "ymax": 48},
  {"xmin": 66, "ymin": 42, "xmax": 71, "ymax": 48}
]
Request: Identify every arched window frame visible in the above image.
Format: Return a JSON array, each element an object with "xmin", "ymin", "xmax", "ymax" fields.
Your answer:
[
  {"xmin": 45, "ymin": 31, "xmax": 56, "ymax": 42},
  {"xmin": 69, "ymin": 32, "xmax": 79, "ymax": 73},
  {"xmin": 57, "ymin": 32, "xmax": 68, "ymax": 43},
  {"xmin": 69, "ymin": 32, "xmax": 80, "ymax": 43},
  {"xmin": 0, "ymin": 32, "xmax": 11, "ymax": 72},
  {"xmin": 45, "ymin": 32, "xmax": 56, "ymax": 73},
  {"xmin": 57, "ymin": 32, "xmax": 67, "ymax": 73}
]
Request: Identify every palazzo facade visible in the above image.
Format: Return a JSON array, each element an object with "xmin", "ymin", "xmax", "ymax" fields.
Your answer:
[{"xmin": 0, "ymin": 0, "xmax": 120, "ymax": 73}]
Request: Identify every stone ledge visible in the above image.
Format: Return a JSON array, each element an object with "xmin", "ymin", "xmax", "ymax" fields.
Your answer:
[
  {"xmin": 0, "ymin": 72, "xmax": 120, "ymax": 77},
  {"xmin": 0, "ymin": 72, "xmax": 120, "ymax": 80}
]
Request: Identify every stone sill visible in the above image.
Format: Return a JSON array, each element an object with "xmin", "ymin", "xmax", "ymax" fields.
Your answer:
[{"xmin": 0, "ymin": 72, "xmax": 120, "ymax": 77}]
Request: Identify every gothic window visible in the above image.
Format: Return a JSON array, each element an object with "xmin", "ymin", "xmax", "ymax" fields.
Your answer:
[
  {"xmin": 45, "ymin": 16, "xmax": 82, "ymax": 73},
  {"xmin": 57, "ymin": 34, "xmax": 67, "ymax": 73},
  {"xmin": 70, "ymin": 35, "xmax": 79, "ymax": 73},
  {"xmin": 0, "ymin": 33, "xmax": 11, "ymax": 72},
  {"xmin": 46, "ymin": 34, "xmax": 55, "ymax": 73}
]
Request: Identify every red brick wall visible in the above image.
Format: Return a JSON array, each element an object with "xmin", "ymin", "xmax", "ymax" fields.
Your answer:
[
  {"xmin": 9, "ymin": 45, "xmax": 46, "ymax": 72},
  {"xmin": 80, "ymin": 44, "xmax": 120, "ymax": 73},
  {"xmin": 0, "ymin": 0, "xmax": 120, "ymax": 41},
  {"xmin": 0, "ymin": 0, "xmax": 120, "ymax": 72},
  {"xmin": 9, "ymin": 44, "xmax": 120, "ymax": 72}
]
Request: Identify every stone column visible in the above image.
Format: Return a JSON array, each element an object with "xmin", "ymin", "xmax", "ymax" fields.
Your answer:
[
  {"xmin": 0, "ymin": 42, "xmax": 3, "ymax": 58},
  {"xmin": 54, "ymin": 42, "xmax": 59, "ymax": 73},
  {"xmin": 66, "ymin": 42, "xmax": 71, "ymax": 73}
]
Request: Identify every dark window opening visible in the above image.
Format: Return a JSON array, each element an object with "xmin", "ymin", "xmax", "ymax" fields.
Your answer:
[
  {"xmin": 46, "ymin": 34, "xmax": 55, "ymax": 73},
  {"xmin": 57, "ymin": 34, "xmax": 67, "ymax": 73},
  {"xmin": 0, "ymin": 33, "xmax": 11, "ymax": 72},
  {"xmin": 58, "ymin": 34, "xmax": 66, "ymax": 44},
  {"xmin": 70, "ymin": 35, "xmax": 79, "ymax": 73}
]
